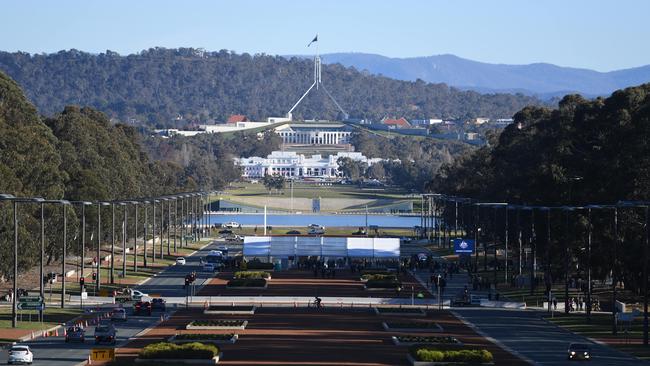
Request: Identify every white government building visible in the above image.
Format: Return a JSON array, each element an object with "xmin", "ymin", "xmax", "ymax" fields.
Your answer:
[
  {"xmin": 236, "ymin": 151, "xmax": 382, "ymax": 179},
  {"xmin": 274, "ymin": 123, "xmax": 352, "ymax": 145}
]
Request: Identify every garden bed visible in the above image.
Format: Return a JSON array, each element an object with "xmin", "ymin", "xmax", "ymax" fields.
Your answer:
[
  {"xmin": 375, "ymin": 307, "xmax": 427, "ymax": 316},
  {"xmin": 382, "ymin": 322, "xmax": 444, "ymax": 332},
  {"xmin": 392, "ymin": 335, "xmax": 462, "ymax": 347},
  {"xmin": 204, "ymin": 305, "xmax": 256, "ymax": 315},
  {"xmin": 407, "ymin": 347, "xmax": 493, "ymax": 366},
  {"xmin": 233, "ymin": 271, "xmax": 271, "ymax": 280},
  {"xmin": 226, "ymin": 278, "xmax": 268, "ymax": 289},
  {"xmin": 168, "ymin": 333, "xmax": 238, "ymax": 344},
  {"xmin": 136, "ymin": 342, "xmax": 221, "ymax": 365},
  {"xmin": 360, "ymin": 273, "xmax": 398, "ymax": 282},
  {"xmin": 186, "ymin": 320, "xmax": 248, "ymax": 330}
]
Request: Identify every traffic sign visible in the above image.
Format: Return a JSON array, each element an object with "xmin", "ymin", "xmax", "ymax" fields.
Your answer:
[
  {"xmin": 17, "ymin": 303, "xmax": 45, "ymax": 311},
  {"xmin": 90, "ymin": 348, "xmax": 115, "ymax": 361},
  {"xmin": 453, "ymin": 238, "xmax": 475, "ymax": 254}
]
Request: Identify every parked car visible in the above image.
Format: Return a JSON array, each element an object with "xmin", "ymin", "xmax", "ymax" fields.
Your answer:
[
  {"xmin": 110, "ymin": 308, "xmax": 128, "ymax": 322},
  {"xmin": 134, "ymin": 301, "xmax": 152, "ymax": 316},
  {"xmin": 7, "ymin": 345, "xmax": 33, "ymax": 365},
  {"xmin": 224, "ymin": 221, "xmax": 239, "ymax": 228},
  {"xmin": 151, "ymin": 298, "xmax": 166, "ymax": 311},
  {"xmin": 568, "ymin": 343, "xmax": 591, "ymax": 361},
  {"xmin": 286, "ymin": 230, "xmax": 301, "ymax": 235},
  {"xmin": 308, "ymin": 228, "xmax": 325, "ymax": 235},
  {"xmin": 65, "ymin": 326, "xmax": 86, "ymax": 343},
  {"xmin": 94, "ymin": 323, "xmax": 117, "ymax": 344},
  {"xmin": 176, "ymin": 257, "xmax": 186, "ymax": 265}
]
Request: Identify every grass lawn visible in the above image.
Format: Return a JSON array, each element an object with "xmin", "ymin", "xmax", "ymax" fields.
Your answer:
[
  {"xmin": 221, "ymin": 182, "xmax": 414, "ymax": 200},
  {"xmin": 0, "ymin": 307, "xmax": 83, "ymax": 336},
  {"xmin": 220, "ymin": 225, "xmax": 415, "ymax": 237},
  {"xmin": 546, "ymin": 313, "xmax": 650, "ymax": 360}
]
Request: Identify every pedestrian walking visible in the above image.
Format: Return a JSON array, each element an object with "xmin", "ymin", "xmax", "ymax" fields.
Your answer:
[{"xmin": 553, "ymin": 297, "xmax": 557, "ymax": 310}]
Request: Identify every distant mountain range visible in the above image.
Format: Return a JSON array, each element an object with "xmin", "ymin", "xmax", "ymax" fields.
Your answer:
[{"xmin": 316, "ymin": 53, "xmax": 650, "ymax": 98}]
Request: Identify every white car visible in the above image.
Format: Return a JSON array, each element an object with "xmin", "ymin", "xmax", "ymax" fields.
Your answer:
[
  {"xmin": 224, "ymin": 221, "xmax": 239, "ymax": 228},
  {"xmin": 7, "ymin": 345, "xmax": 33, "ymax": 365},
  {"xmin": 176, "ymin": 257, "xmax": 186, "ymax": 265},
  {"xmin": 111, "ymin": 308, "xmax": 127, "ymax": 322}
]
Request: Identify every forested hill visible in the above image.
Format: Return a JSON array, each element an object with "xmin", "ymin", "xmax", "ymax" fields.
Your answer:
[{"xmin": 0, "ymin": 48, "xmax": 544, "ymax": 127}]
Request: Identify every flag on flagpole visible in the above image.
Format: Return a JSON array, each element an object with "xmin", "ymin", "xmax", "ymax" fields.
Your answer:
[{"xmin": 307, "ymin": 35, "xmax": 318, "ymax": 47}]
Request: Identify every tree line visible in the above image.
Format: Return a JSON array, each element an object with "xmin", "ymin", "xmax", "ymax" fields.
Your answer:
[
  {"xmin": 0, "ymin": 48, "xmax": 544, "ymax": 127},
  {"xmin": 0, "ymin": 71, "xmax": 281, "ymax": 281},
  {"xmin": 432, "ymin": 83, "xmax": 650, "ymax": 296}
]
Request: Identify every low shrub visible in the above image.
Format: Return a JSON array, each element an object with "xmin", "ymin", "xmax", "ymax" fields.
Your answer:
[
  {"xmin": 139, "ymin": 342, "xmax": 219, "ymax": 359},
  {"xmin": 365, "ymin": 279, "xmax": 401, "ymax": 289},
  {"xmin": 414, "ymin": 348, "xmax": 493, "ymax": 363},
  {"xmin": 227, "ymin": 278, "xmax": 267, "ymax": 287},
  {"xmin": 396, "ymin": 335, "xmax": 458, "ymax": 344},
  {"xmin": 361, "ymin": 274, "xmax": 397, "ymax": 281},
  {"xmin": 190, "ymin": 320, "xmax": 246, "ymax": 327},
  {"xmin": 246, "ymin": 260, "xmax": 274, "ymax": 270},
  {"xmin": 234, "ymin": 271, "xmax": 270, "ymax": 279},
  {"xmin": 174, "ymin": 333, "xmax": 234, "ymax": 341}
]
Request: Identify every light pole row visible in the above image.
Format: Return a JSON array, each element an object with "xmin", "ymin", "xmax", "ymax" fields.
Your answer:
[{"xmin": 0, "ymin": 191, "xmax": 215, "ymax": 328}]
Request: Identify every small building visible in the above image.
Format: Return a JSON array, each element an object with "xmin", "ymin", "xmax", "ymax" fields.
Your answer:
[
  {"xmin": 411, "ymin": 118, "xmax": 443, "ymax": 126},
  {"xmin": 469, "ymin": 117, "xmax": 490, "ymax": 125},
  {"xmin": 227, "ymin": 114, "xmax": 248, "ymax": 124},
  {"xmin": 382, "ymin": 117, "xmax": 411, "ymax": 129}
]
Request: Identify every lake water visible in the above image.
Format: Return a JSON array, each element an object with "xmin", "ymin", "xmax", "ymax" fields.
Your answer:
[{"xmin": 209, "ymin": 213, "xmax": 421, "ymax": 228}]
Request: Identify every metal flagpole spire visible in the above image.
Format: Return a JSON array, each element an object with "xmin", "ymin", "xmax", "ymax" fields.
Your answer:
[{"xmin": 287, "ymin": 34, "xmax": 348, "ymax": 120}]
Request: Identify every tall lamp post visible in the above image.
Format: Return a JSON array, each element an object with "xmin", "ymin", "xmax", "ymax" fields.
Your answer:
[
  {"xmin": 121, "ymin": 201, "xmax": 128, "ymax": 278},
  {"xmin": 71, "ymin": 202, "xmax": 92, "ymax": 283},
  {"xmin": 0, "ymin": 194, "xmax": 44, "ymax": 327},
  {"xmin": 95, "ymin": 201, "xmax": 110, "ymax": 292},
  {"xmin": 130, "ymin": 201, "xmax": 139, "ymax": 272}
]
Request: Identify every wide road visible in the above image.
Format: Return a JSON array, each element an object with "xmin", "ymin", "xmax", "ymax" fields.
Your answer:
[
  {"xmin": 454, "ymin": 308, "xmax": 644, "ymax": 366},
  {"xmin": 3, "ymin": 239, "xmax": 229, "ymax": 366}
]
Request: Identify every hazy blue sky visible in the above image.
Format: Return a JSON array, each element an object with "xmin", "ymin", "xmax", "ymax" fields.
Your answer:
[{"xmin": 2, "ymin": 0, "xmax": 648, "ymax": 71}]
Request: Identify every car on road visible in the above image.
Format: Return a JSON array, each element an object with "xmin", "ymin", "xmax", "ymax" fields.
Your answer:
[
  {"xmin": 176, "ymin": 257, "xmax": 186, "ymax": 265},
  {"xmin": 225, "ymin": 234, "xmax": 243, "ymax": 242},
  {"xmin": 203, "ymin": 263, "xmax": 215, "ymax": 272},
  {"xmin": 114, "ymin": 288, "xmax": 147, "ymax": 303},
  {"xmin": 286, "ymin": 230, "xmax": 301, "ymax": 235},
  {"xmin": 151, "ymin": 298, "xmax": 166, "ymax": 311},
  {"xmin": 7, "ymin": 345, "xmax": 33, "ymax": 365},
  {"xmin": 65, "ymin": 326, "xmax": 85, "ymax": 343},
  {"xmin": 94, "ymin": 323, "xmax": 117, "ymax": 344},
  {"xmin": 308, "ymin": 224, "xmax": 324, "ymax": 229},
  {"xmin": 134, "ymin": 301, "xmax": 152, "ymax": 316},
  {"xmin": 224, "ymin": 221, "xmax": 239, "ymax": 228},
  {"xmin": 308, "ymin": 227, "xmax": 325, "ymax": 235},
  {"xmin": 568, "ymin": 343, "xmax": 591, "ymax": 361},
  {"xmin": 110, "ymin": 308, "xmax": 128, "ymax": 322}
]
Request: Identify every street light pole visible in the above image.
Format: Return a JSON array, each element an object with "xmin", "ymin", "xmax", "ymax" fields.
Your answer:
[
  {"xmin": 152, "ymin": 200, "xmax": 156, "ymax": 262},
  {"xmin": 123, "ymin": 202, "xmax": 128, "ymax": 277},
  {"xmin": 61, "ymin": 201, "xmax": 69, "ymax": 308},
  {"xmin": 133, "ymin": 202, "xmax": 138, "ymax": 272},
  {"xmin": 143, "ymin": 201, "xmax": 149, "ymax": 267},
  {"xmin": 167, "ymin": 197, "xmax": 171, "ymax": 255},
  {"xmin": 110, "ymin": 202, "xmax": 115, "ymax": 284},
  {"xmin": 174, "ymin": 198, "xmax": 178, "ymax": 252}
]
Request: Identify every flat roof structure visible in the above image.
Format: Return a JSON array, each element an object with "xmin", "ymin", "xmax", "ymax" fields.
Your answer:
[{"xmin": 243, "ymin": 236, "xmax": 400, "ymax": 258}]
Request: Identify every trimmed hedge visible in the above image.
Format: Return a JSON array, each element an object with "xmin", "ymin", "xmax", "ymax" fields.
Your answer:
[
  {"xmin": 234, "ymin": 271, "xmax": 270, "ymax": 279},
  {"xmin": 190, "ymin": 320, "xmax": 246, "ymax": 327},
  {"xmin": 246, "ymin": 260, "xmax": 274, "ymax": 270},
  {"xmin": 139, "ymin": 342, "xmax": 219, "ymax": 359},
  {"xmin": 365, "ymin": 279, "xmax": 401, "ymax": 289},
  {"xmin": 414, "ymin": 348, "xmax": 493, "ymax": 363},
  {"xmin": 361, "ymin": 269, "xmax": 391, "ymax": 275},
  {"xmin": 227, "ymin": 278, "xmax": 267, "ymax": 287},
  {"xmin": 361, "ymin": 274, "xmax": 397, "ymax": 281},
  {"xmin": 174, "ymin": 333, "xmax": 235, "ymax": 341},
  {"xmin": 397, "ymin": 335, "xmax": 458, "ymax": 344}
]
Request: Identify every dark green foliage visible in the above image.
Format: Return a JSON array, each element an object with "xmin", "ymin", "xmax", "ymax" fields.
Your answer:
[
  {"xmin": 233, "ymin": 271, "xmax": 270, "ymax": 279},
  {"xmin": 413, "ymin": 348, "xmax": 493, "ymax": 363},
  {"xmin": 350, "ymin": 130, "xmax": 473, "ymax": 191},
  {"xmin": 189, "ymin": 319, "xmax": 246, "ymax": 327},
  {"xmin": 0, "ymin": 49, "xmax": 543, "ymax": 127},
  {"xmin": 434, "ymin": 83, "xmax": 650, "ymax": 294},
  {"xmin": 396, "ymin": 335, "xmax": 459, "ymax": 344},
  {"xmin": 173, "ymin": 333, "xmax": 234, "ymax": 341},
  {"xmin": 227, "ymin": 278, "xmax": 267, "ymax": 287},
  {"xmin": 139, "ymin": 342, "xmax": 219, "ymax": 359},
  {"xmin": 365, "ymin": 278, "xmax": 401, "ymax": 289},
  {"xmin": 262, "ymin": 174, "xmax": 285, "ymax": 192}
]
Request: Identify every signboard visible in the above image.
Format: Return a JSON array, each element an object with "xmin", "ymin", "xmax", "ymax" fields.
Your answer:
[
  {"xmin": 91, "ymin": 348, "xmax": 115, "ymax": 361},
  {"xmin": 18, "ymin": 296, "xmax": 44, "ymax": 310},
  {"xmin": 453, "ymin": 239, "xmax": 475, "ymax": 254}
]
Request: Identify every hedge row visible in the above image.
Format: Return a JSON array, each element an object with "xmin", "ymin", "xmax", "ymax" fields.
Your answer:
[
  {"xmin": 139, "ymin": 342, "xmax": 219, "ymax": 359},
  {"xmin": 174, "ymin": 333, "xmax": 234, "ymax": 340},
  {"xmin": 234, "ymin": 271, "xmax": 271, "ymax": 279},
  {"xmin": 227, "ymin": 278, "xmax": 267, "ymax": 287},
  {"xmin": 245, "ymin": 261, "xmax": 274, "ymax": 270},
  {"xmin": 190, "ymin": 319, "xmax": 245, "ymax": 327},
  {"xmin": 361, "ymin": 274, "xmax": 397, "ymax": 281},
  {"xmin": 414, "ymin": 348, "xmax": 493, "ymax": 363}
]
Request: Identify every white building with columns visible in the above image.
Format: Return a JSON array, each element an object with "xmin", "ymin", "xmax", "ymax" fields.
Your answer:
[
  {"xmin": 236, "ymin": 151, "xmax": 382, "ymax": 179},
  {"xmin": 274, "ymin": 123, "xmax": 352, "ymax": 145}
]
